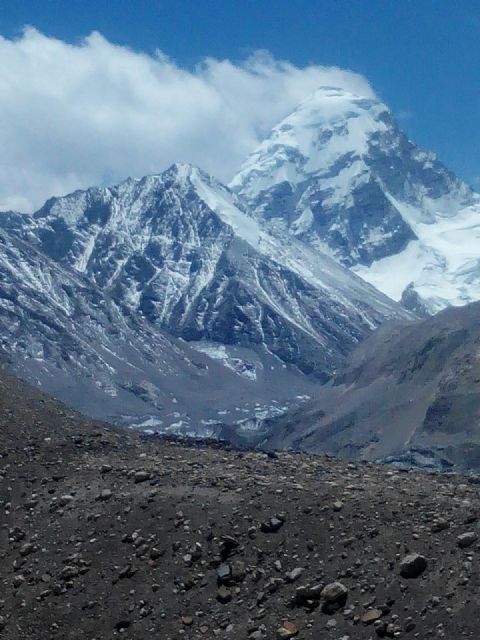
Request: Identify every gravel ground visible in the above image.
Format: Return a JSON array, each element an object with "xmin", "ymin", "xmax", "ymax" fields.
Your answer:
[{"xmin": 1, "ymin": 373, "xmax": 480, "ymax": 639}]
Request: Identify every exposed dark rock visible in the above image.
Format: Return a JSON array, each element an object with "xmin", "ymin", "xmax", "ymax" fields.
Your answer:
[
  {"xmin": 321, "ymin": 581, "xmax": 348, "ymax": 613},
  {"xmin": 399, "ymin": 553, "xmax": 427, "ymax": 579},
  {"xmin": 457, "ymin": 532, "xmax": 478, "ymax": 548}
]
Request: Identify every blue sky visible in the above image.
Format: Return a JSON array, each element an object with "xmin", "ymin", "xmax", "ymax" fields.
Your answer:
[{"xmin": 0, "ymin": 0, "xmax": 479, "ymax": 206}]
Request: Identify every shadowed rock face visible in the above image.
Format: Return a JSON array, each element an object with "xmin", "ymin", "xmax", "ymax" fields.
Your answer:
[
  {"xmin": 253, "ymin": 301, "xmax": 480, "ymax": 472},
  {"xmin": 2, "ymin": 370, "xmax": 480, "ymax": 639},
  {"xmin": 295, "ymin": 178, "xmax": 416, "ymax": 268}
]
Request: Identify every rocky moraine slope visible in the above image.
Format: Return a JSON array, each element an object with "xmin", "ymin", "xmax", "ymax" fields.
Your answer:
[{"xmin": 2, "ymin": 373, "xmax": 480, "ymax": 639}]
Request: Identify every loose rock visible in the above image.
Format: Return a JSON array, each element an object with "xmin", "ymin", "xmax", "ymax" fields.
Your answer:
[{"xmin": 399, "ymin": 553, "xmax": 427, "ymax": 579}]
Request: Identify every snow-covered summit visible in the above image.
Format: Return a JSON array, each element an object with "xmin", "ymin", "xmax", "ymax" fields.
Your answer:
[
  {"xmin": 231, "ymin": 85, "xmax": 480, "ymax": 313},
  {"xmin": 231, "ymin": 86, "xmax": 390, "ymax": 198}
]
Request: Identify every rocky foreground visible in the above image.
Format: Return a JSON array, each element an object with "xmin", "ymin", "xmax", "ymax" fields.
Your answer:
[{"xmin": 1, "ymin": 374, "xmax": 480, "ymax": 639}]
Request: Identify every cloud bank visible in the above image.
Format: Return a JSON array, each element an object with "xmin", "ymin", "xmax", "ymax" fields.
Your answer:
[{"xmin": 0, "ymin": 28, "xmax": 375, "ymax": 212}]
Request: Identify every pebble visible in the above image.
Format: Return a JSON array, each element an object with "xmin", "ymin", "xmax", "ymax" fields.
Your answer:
[
  {"xmin": 399, "ymin": 553, "xmax": 427, "ymax": 579},
  {"xmin": 457, "ymin": 532, "xmax": 478, "ymax": 548}
]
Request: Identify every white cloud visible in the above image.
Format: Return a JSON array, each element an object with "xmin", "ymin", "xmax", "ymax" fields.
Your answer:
[{"xmin": 0, "ymin": 28, "xmax": 375, "ymax": 212}]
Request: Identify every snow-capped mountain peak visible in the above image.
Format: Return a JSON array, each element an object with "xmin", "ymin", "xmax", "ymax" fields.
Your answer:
[
  {"xmin": 231, "ymin": 85, "xmax": 480, "ymax": 314},
  {"xmin": 231, "ymin": 86, "xmax": 389, "ymax": 199}
]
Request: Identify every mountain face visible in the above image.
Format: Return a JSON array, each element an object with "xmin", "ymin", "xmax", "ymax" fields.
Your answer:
[
  {"xmin": 0, "ymin": 164, "xmax": 407, "ymax": 433},
  {"xmin": 252, "ymin": 300, "xmax": 480, "ymax": 472},
  {"xmin": 0, "ymin": 221, "xmax": 315, "ymax": 433},
  {"xmin": 231, "ymin": 87, "xmax": 480, "ymax": 314},
  {"xmin": 3, "ymin": 84, "xmax": 480, "ymax": 456},
  {"xmin": 3, "ymin": 165, "xmax": 406, "ymax": 377}
]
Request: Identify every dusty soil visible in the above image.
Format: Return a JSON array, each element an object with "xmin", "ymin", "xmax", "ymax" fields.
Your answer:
[{"xmin": 1, "ymin": 373, "xmax": 480, "ymax": 639}]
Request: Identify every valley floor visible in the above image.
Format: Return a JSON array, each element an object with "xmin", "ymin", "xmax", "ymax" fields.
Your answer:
[{"xmin": 0, "ymin": 374, "xmax": 479, "ymax": 639}]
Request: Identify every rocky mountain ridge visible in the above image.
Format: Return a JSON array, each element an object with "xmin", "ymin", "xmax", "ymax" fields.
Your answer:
[
  {"xmin": 0, "ymin": 219, "xmax": 314, "ymax": 432},
  {"xmin": 0, "ymin": 163, "xmax": 407, "ymax": 432}
]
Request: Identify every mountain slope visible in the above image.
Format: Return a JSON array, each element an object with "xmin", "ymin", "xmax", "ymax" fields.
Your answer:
[
  {"xmin": 231, "ymin": 86, "xmax": 480, "ymax": 314},
  {"xmin": 0, "ymin": 223, "xmax": 321, "ymax": 432},
  {"xmin": 258, "ymin": 300, "xmax": 480, "ymax": 472},
  {"xmin": 2, "ymin": 164, "xmax": 408, "ymax": 382}
]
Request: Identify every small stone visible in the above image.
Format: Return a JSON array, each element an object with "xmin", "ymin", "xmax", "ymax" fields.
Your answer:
[
  {"xmin": 231, "ymin": 560, "xmax": 246, "ymax": 581},
  {"xmin": 115, "ymin": 620, "xmax": 131, "ymax": 631},
  {"xmin": 457, "ymin": 532, "xmax": 478, "ymax": 548},
  {"xmin": 361, "ymin": 609, "xmax": 383, "ymax": 624},
  {"xmin": 150, "ymin": 547, "xmax": 163, "ymax": 560},
  {"xmin": 321, "ymin": 581, "xmax": 348, "ymax": 613},
  {"xmin": 9, "ymin": 527, "xmax": 26, "ymax": 542},
  {"xmin": 60, "ymin": 565, "xmax": 79, "ymax": 580},
  {"xmin": 296, "ymin": 583, "xmax": 323, "ymax": 605},
  {"xmin": 399, "ymin": 553, "xmax": 427, "ymax": 579},
  {"xmin": 286, "ymin": 567, "xmax": 304, "ymax": 583},
  {"xmin": 261, "ymin": 516, "xmax": 284, "ymax": 533},
  {"xmin": 276, "ymin": 621, "xmax": 298, "ymax": 638},
  {"xmin": 19, "ymin": 543, "xmax": 36, "ymax": 557},
  {"xmin": 217, "ymin": 585, "xmax": 232, "ymax": 603},
  {"xmin": 99, "ymin": 489, "xmax": 112, "ymax": 501},
  {"xmin": 217, "ymin": 563, "xmax": 231, "ymax": 583},
  {"xmin": 12, "ymin": 574, "xmax": 25, "ymax": 588},
  {"xmin": 181, "ymin": 616, "xmax": 193, "ymax": 626},
  {"xmin": 134, "ymin": 470, "xmax": 150, "ymax": 483},
  {"xmin": 431, "ymin": 518, "xmax": 449, "ymax": 533},
  {"xmin": 404, "ymin": 617, "xmax": 416, "ymax": 632},
  {"xmin": 118, "ymin": 564, "xmax": 137, "ymax": 579}
]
